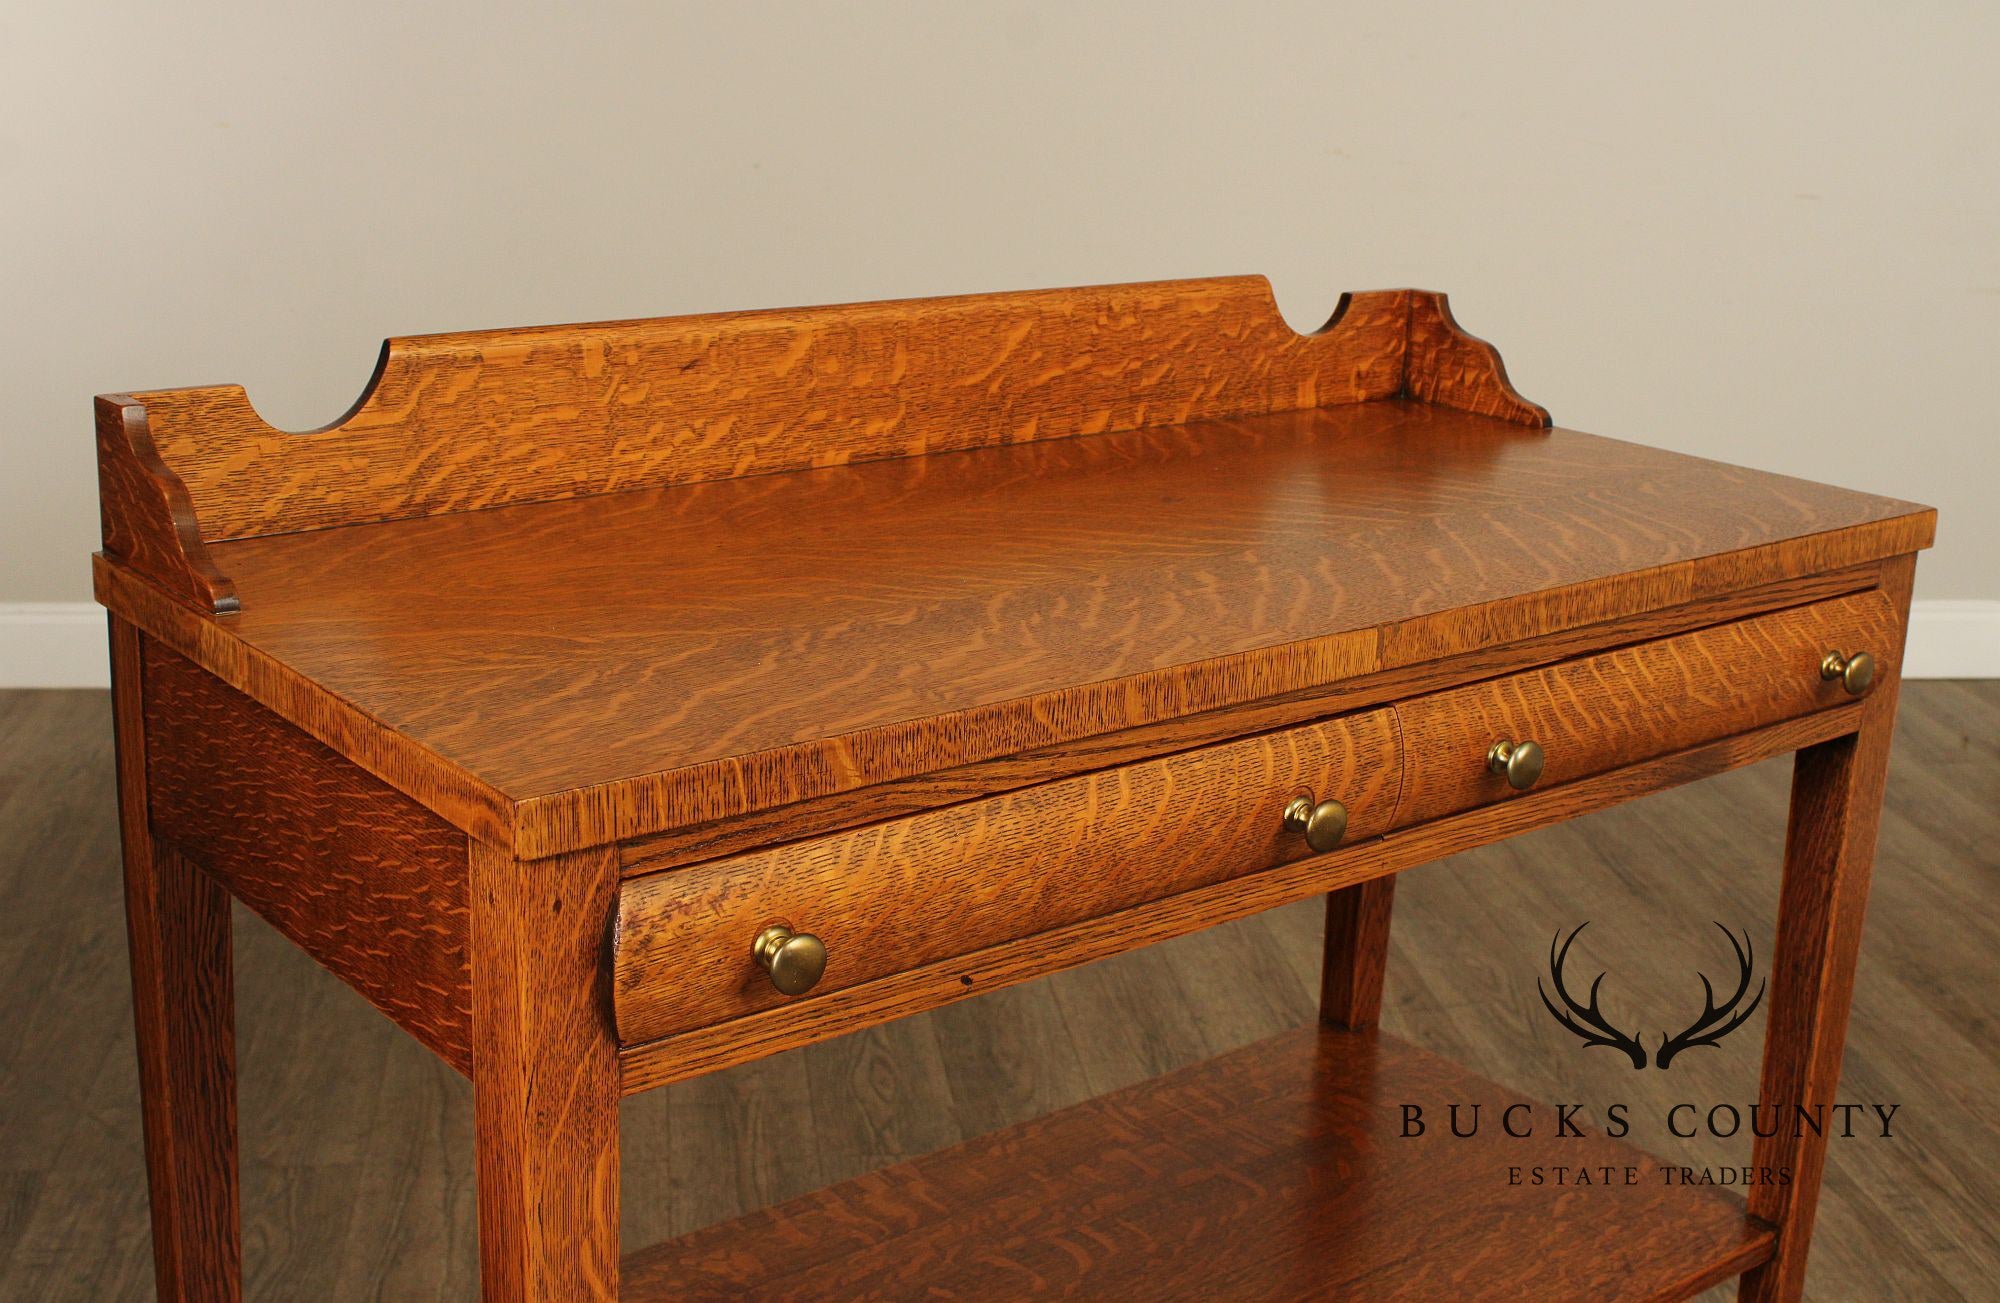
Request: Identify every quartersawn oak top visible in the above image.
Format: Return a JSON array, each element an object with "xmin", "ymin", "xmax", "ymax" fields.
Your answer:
[{"xmin": 196, "ymin": 399, "xmax": 1930, "ymax": 817}]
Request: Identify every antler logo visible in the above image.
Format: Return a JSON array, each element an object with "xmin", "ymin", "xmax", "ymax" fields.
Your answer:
[{"xmin": 1538, "ymin": 922, "xmax": 1765, "ymax": 1070}]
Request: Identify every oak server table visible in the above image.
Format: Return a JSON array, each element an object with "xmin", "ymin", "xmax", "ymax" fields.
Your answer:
[{"xmin": 94, "ymin": 278, "xmax": 1933, "ymax": 1301}]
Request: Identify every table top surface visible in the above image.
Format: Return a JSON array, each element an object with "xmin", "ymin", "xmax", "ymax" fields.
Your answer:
[{"xmin": 202, "ymin": 399, "xmax": 1930, "ymax": 805}]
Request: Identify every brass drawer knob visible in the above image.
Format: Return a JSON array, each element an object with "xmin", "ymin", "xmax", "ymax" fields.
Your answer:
[
  {"xmin": 1487, "ymin": 738, "xmax": 1545, "ymax": 790},
  {"xmin": 1820, "ymin": 649, "xmax": 1876, "ymax": 696},
  {"xmin": 1283, "ymin": 796, "xmax": 1349, "ymax": 853},
  {"xmin": 752, "ymin": 924, "xmax": 827, "ymax": 996}
]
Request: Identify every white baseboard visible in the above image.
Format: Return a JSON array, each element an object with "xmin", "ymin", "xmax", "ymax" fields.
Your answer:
[{"xmin": 2, "ymin": 599, "xmax": 1996, "ymax": 690}]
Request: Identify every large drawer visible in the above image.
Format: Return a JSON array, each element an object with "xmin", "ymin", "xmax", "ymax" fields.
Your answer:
[
  {"xmin": 1393, "ymin": 590, "xmax": 1899, "ymax": 826},
  {"xmin": 612, "ymin": 707, "xmax": 1401, "ymax": 1045}
]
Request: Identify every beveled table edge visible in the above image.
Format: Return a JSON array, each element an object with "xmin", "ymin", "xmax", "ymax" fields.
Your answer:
[{"xmin": 94, "ymin": 507, "xmax": 1933, "ymax": 860}]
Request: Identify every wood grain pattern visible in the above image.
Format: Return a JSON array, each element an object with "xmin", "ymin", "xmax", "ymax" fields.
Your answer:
[
  {"xmin": 87, "ymin": 275, "xmax": 1939, "ymax": 1298},
  {"xmin": 92, "ymin": 558, "xmax": 516, "ymax": 848},
  {"xmin": 143, "ymin": 401, "xmax": 1928, "ymax": 857},
  {"xmin": 611, "ymin": 709, "xmax": 1401, "ymax": 1044},
  {"xmin": 470, "ymin": 842, "xmax": 622, "ymax": 1301},
  {"xmin": 111, "ymin": 617, "xmax": 242, "ymax": 1300},
  {"xmin": 118, "ymin": 278, "xmax": 1411, "ymax": 548},
  {"xmin": 140, "ymin": 641, "xmax": 473, "ymax": 1073},
  {"xmin": 1743, "ymin": 554, "xmax": 1916, "ymax": 1303},
  {"xmin": 93, "ymin": 279, "xmax": 1555, "ymax": 618},
  {"xmin": 616, "ymin": 565, "xmax": 1883, "ymax": 875},
  {"xmin": 1319, "ymin": 876, "xmax": 1397, "ymax": 1029},
  {"xmin": 1404, "ymin": 290, "xmax": 1551, "ymax": 426},
  {"xmin": 95, "ymin": 397, "xmax": 238, "ymax": 615},
  {"xmin": 1394, "ymin": 591, "xmax": 1900, "ymax": 826},
  {"xmin": 622, "ymin": 1026, "xmax": 1773, "ymax": 1301},
  {"xmin": 618, "ymin": 704, "xmax": 1862, "ymax": 1094},
  {"xmin": 612, "ymin": 591, "xmax": 1888, "ymax": 1050}
]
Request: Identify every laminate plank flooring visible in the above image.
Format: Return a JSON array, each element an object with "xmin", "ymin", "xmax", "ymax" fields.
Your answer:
[{"xmin": 0, "ymin": 685, "xmax": 1993, "ymax": 1300}]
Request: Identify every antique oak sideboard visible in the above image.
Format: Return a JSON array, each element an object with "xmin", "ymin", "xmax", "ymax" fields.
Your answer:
[{"xmin": 94, "ymin": 278, "xmax": 1933, "ymax": 1300}]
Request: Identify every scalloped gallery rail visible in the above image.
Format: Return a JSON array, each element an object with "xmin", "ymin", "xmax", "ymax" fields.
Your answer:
[{"xmin": 93, "ymin": 277, "xmax": 1547, "ymax": 614}]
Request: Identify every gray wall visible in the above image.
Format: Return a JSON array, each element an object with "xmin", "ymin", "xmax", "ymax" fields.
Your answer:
[{"xmin": 4, "ymin": 2, "xmax": 1993, "ymax": 604}]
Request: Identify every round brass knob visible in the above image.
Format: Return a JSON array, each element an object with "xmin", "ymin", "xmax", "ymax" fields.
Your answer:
[
  {"xmin": 1487, "ymin": 739, "xmax": 1545, "ymax": 791},
  {"xmin": 752, "ymin": 925, "xmax": 827, "ymax": 996},
  {"xmin": 1820, "ymin": 649, "xmax": 1876, "ymax": 696},
  {"xmin": 1283, "ymin": 795, "xmax": 1349, "ymax": 853}
]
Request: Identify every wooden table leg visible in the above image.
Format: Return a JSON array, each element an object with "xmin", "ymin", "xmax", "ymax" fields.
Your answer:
[
  {"xmin": 1741, "ymin": 556, "xmax": 1913, "ymax": 1302},
  {"xmin": 471, "ymin": 842, "xmax": 622, "ymax": 1301},
  {"xmin": 1320, "ymin": 875, "xmax": 1397, "ymax": 1030},
  {"xmin": 112, "ymin": 616, "xmax": 242, "ymax": 1301}
]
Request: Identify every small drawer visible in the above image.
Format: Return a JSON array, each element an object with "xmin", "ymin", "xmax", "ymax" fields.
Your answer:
[
  {"xmin": 1393, "ymin": 590, "xmax": 1899, "ymax": 826},
  {"xmin": 612, "ymin": 707, "xmax": 1401, "ymax": 1045}
]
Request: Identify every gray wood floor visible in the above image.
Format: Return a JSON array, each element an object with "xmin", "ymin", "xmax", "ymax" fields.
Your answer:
[{"xmin": 0, "ymin": 683, "xmax": 1995, "ymax": 1300}]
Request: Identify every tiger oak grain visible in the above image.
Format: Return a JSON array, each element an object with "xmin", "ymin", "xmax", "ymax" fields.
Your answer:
[
  {"xmin": 617, "ymin": 704, "xmax": 1864, "ymax": 1095},
  {"xmin": 611, "ymin": 708, "xmax": 1400, "ymax": 1044},
  {"xmin": 93, "ymin": 282, "xmax": 1555, "ymax": 603},
  {"xmin": 1394, "ymin": 590, "xmax": 1902, "ymax": 826},
  {"xmin": 621, "ymin": 1027, "xmax": 1772, "ymax": 1302},
  {"xmin": 141, "ymin": 639, "xmax": 472, "ymax": 1072},
  {"xmin": 471, "ymin": 842, "xmax": 622, "ymax": 1300},
  {"xmin": 93, "ymin": 277, "xmax": 1933, "ymax": 1301},
  {"xmin": 110, "ymin": 616, "xmax": 242, "ymax": 1299},
  {"xmin": 105, "ymin": 402, "xmax": 1928, "ymax": 858},
  {"xmin": 1744, "ymin": 555, "xmax": 1916, "ymax": 1302},
  {"xmin": 615, "ymin": 564, "xmax": 1882, "ymax": 874}
]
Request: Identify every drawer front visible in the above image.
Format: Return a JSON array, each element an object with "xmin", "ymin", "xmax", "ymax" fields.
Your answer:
[
  {"xmin": 1394, "ymin": 590, "xmax": 1899, "ymax": 826},
  {"xmin": 613, "ymin": 708, "xmax": 1401, "ymax": 1044}
]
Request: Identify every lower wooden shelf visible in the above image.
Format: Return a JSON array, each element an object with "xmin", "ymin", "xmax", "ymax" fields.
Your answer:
[{"xmin": 623, "ymin": 1026, "xmax": 1773, "ymax": 1300}]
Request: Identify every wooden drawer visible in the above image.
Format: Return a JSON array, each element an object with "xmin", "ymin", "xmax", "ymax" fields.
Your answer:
[
  {"xmin": 1394, "ymin": 590, "xmax": 1900, "ymax": 826},
  {"xmin": 612, "ymin": 708, "xmax": 1401, "ymax": 1045}
]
